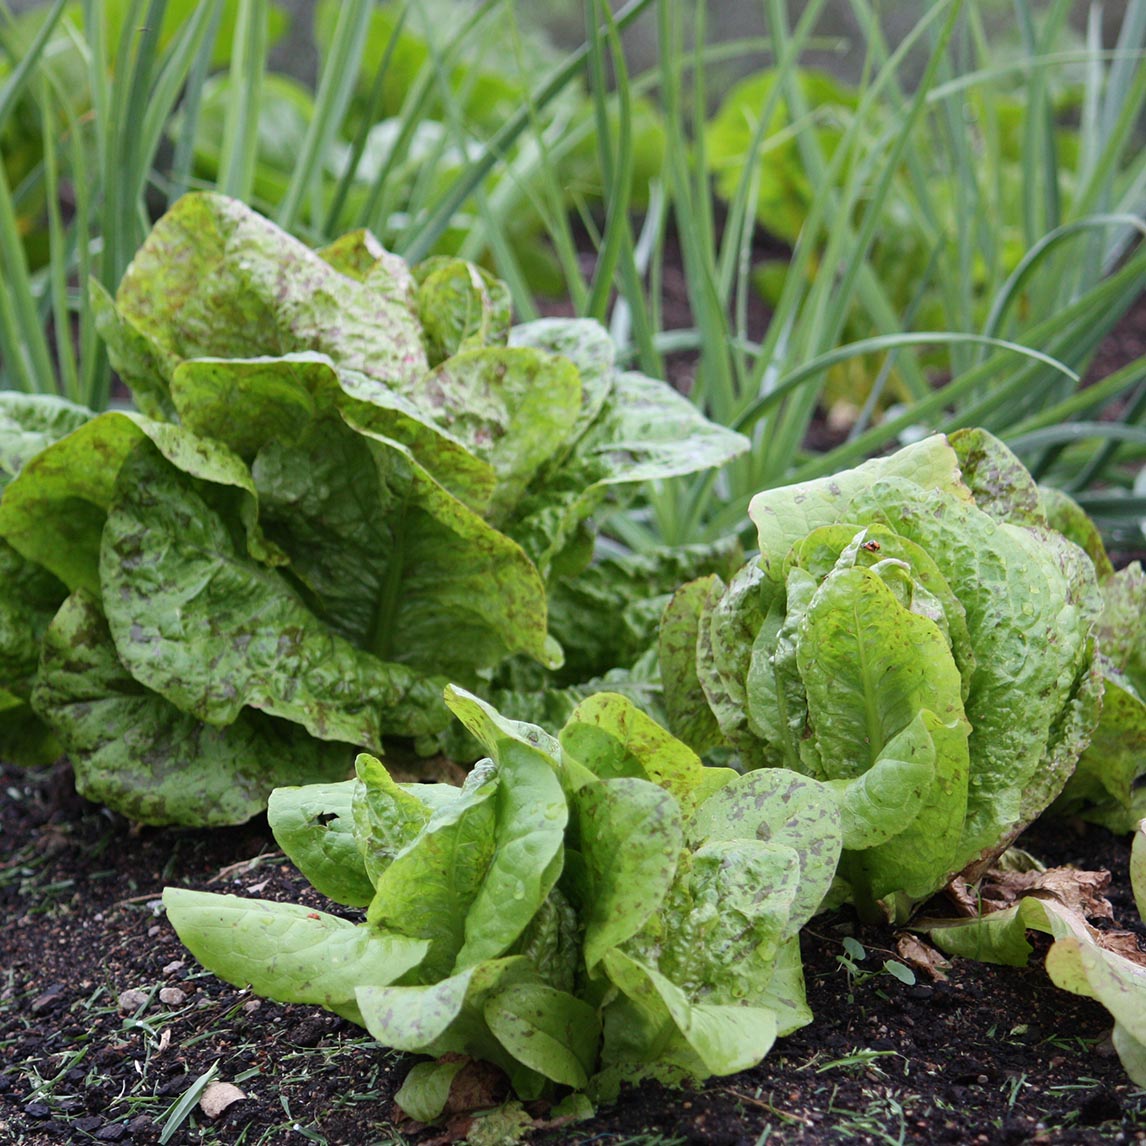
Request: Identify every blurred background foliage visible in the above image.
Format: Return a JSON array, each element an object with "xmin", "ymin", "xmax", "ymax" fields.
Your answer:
[{"xmin": 1, "ymin": 0, "xmax": 1145, "ymax": 550}]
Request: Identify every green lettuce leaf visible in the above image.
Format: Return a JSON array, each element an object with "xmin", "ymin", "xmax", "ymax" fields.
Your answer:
[
  {"xmin": 99, "ymin": 440, "xmax": 449, "ymax": 744},
  {"xmin": 267, "ymin": 781, "xmax": 375, "ymax": 908},
  {"xmin": 0, "ymin": 409, "xmax": 277, "ymax": 594},
  {"xmin": 560, "ymin": 692, "xmax": 736, "ymax": 819},
  {"xmin": 104, "ymin": 192, "xmax": 428, "ymax": 396},
  {"xmin": 32, "ymin": 591, "xmax": 357, "ymax": 826},
  {"xmin": 573, "ymin": 776, "xmax": 684, "ymax": 968},
  {"xmin": 162, "ymin": 889, "xmax": 429, "ymax": 1025},
  {"xmin": 366, "ymin": 761, "xmax": 500, "ymax": 979}
]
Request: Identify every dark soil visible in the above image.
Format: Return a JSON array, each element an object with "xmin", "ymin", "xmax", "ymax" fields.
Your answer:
[{"xmin": 3, "ymin": 760, "xmax": 1145, "ymax": 1146}]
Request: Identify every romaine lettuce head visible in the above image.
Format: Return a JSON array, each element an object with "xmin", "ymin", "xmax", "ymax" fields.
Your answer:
[
  {"xmin": 661, "ymin": 430, "xmax": 1103, "ymax": 918},
  {"xmin": 164, "ymin": 688, "xmax": 842, "ymax": 1117},
  {"xmin": 0, "ymin": 194, "xmax": 746, "ymax": 824}
]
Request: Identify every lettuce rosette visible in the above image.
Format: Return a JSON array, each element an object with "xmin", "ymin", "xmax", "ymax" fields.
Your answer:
[
  {"xmin": 164, "ymin": 689, "xmax": 842, "ymax": 1118},
  {"xmin": 660, "ymin": 430, "xmax": 1105, "ymax": 919},
  {"xmin": 0, "ymin": 193, "xmax": 746, "ymax": 825}
]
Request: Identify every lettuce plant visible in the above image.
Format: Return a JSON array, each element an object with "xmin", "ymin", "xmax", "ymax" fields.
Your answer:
[
  {"xmin": 0, "ymin": 192, "xmax": 745, "ymax": 825},
  {"xmin": 660, "ymin": 429, "xmax": 1104, "ymax": 920},
  {"xmin": 163, "ymin": 688, "xmax": 842, "ymax": 1119}
]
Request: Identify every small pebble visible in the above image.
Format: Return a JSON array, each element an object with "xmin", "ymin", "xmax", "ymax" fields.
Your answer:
[
  {"xmin": 161, "ymin": 960, "xmax": 185, "ymax": 976},
  {"xmin": 158, "ymin": 987, "xmax": 186, "ymax": 1006},
  {"xmin": 117, "ymin": 988, "xmax": 149, "ymax": 1014}
]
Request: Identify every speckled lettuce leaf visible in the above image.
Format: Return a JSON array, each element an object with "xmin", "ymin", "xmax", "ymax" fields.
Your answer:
[
  {"xmin": 755, "ymin": 468, "xmax": 1099, "ymax": 874},
  {"xmin": 688, "ymin": 768, "xmax": 843, "ymax": 929},
  {"xmin": 248, "ymin": 415, "xmax": 557, "ymax": 679},
  {"xmin": 659, "ymin": 576, "xmax": 725, "ymax": 755},
  {"xmin": 32, "ymin": 591, "xmax": 356, "ymax": 826},
  {"xmin": 109, "ymin": 192, "xmax": 428, "ymax": 391},
  {"xmin": 99, "ymin": 440, "xmax": 449, "ymax": 745},
  {"xmin": 1053, "ymin": 671, "xmax": 1146, "ymax": 833},
  {"xmin": 648, "ymin": 841, "xmax": 801, "ymax": 988},
  {"xmin": 169, "ymin": 352, "xmax": 495, "ymax": 512},
  {"xmin": 413, "ymin": 256, "xmax": 512, "ymax": 365},
  {"xmin": 559, "ymin": 692, "xmax": 736, "ymax": 819},
  {"xmin": 483, "ymin": 981, "xmax": 601, "ymax": 1089},
  {"xmin": 508, "ymin": 318, "xmax": 616, "ymax": 458},
  {"xmin": 0, "ymin": 540, "xmax": 66, "ymax": 700},
  {"xmin": 507, "ymin": 371, "xmax": 749, "ymax": 574},
  {"xmin": 574, "ymin": 776, "xmax": 684, "ymax": 968},
  {"xmin": 0, "ymin": 696, "xmax": 61, "ymax": 768},
  {"xmin": 1039, "ymin": 484, "xmax": 1115, "ymax": 580},
  {"xmin": 748, "ymin": 433, "xmax": 971, "ymax": 577},
  {"xmin": 352, "ymin": 752, "xmax": 434, "ymax": 889},
  {"xmin": 267, "ymin": 780, "xmax": 375, "ymax": 908},
  {"xmin": 600, "ymin": 947, "xmax": 777, "ymax": 1077},
  {"xmin": 1095, "ymin": 563, "xmax": 1146, "ymax": 697},
  {"xmin": 162, "ymin": 889, "xmax": 429, "ymax": 1025},
  {"xmin": 0, "ymin": 392, "xmax": 95, "ymax": 489},
  {"xmin": 794, "ymin": 563, "xmax": 970, "ymax": 902},
  {"xmin": 406, "ymin": 346, "xmax": 582, "ymax": 520},
  {"xmin": 695, "ymin": 572, "xmax": 772, "ymax": 770},
  {"xmin": 1054, "ymin": 561, "xmax": 1146, "ymax": 830},
  {"xmin": 317, "ymin": 229, "xmax": 417, "ymax": 305},
  {"xmin": 366, "ymin": 761, "xmax": 500, "ymax": 980},
  {"xmin": 948, "ymin": 426, "xmax": 1046, "ymax": 527},
  {"xmin": 0, "ymin": 409, "xmax": 278, "ymax": 595}
]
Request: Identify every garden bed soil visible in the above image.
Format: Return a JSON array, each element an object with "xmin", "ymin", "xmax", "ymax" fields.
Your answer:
[{"xmin": 3, "ymin": 759, "xmax": 1146, "ymax": 1146}]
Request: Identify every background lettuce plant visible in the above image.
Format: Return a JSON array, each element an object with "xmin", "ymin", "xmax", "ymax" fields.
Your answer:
[
  {"xmin": 163, "ymin": 687, "xmax": 843, "ymax": 1118},
  {"xmin": 660, "ymin": 429, "xmax": 1107, "ymax": 920},
  {"xmin": 0, "ymin": 192, "xmax": 745, "ymax": 825}
]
